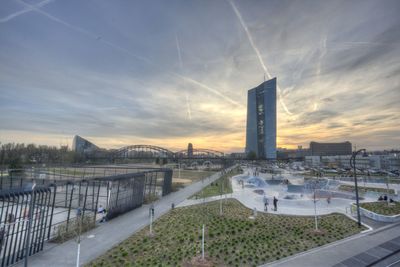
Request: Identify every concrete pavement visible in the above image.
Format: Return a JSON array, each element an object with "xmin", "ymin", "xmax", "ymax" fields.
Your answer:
[{"xmin": 18, "ymin": 167, "xmax": 234, "ymax": 267}]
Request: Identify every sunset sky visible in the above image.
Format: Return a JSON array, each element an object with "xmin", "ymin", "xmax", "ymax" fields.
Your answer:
[{"xmin": 0, "ymin": 0, "xmax": 399, "ymax": 152}]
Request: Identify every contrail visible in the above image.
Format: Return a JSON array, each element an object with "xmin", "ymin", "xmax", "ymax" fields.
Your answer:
[
  {"xmin": 175, "ymin": 33, "xmax": 183, "ymax": 69},
  {"xmin": 14, "ymin": 0, "xmax": 243, "ymax": 108},
  {"xmin": 0, "ymin": 0, "xmax": 54, "ymax": 23},
  {"xmin": 185, "ymin": 93, "xmax": 192, "ymax": 120},
  {"xmin": 176, "ymin": 33, "xmax": 193, "ymax": 120},
  {"xmin": 317, "ymin": 35, "xmax": 327, "ymax": 76},
  {"xmin": 228, "ymin": 0, "xmax": 293, "ymax": 115}
]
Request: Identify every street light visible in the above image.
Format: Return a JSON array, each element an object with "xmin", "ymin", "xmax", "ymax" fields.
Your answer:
[
  {"xmin": 24, "ymin": 182, "xmax": 36, "ymax": 267},
  {"xmin": 350, "ymin": 149, "xmax": 367, "ymax": 228}
]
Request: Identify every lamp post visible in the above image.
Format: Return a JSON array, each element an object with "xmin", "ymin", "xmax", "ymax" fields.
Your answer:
[
  {"xmin": 350, "ymin": 149, "xmax": 367, "ymax": 228},
  {"xmin": 24, "ymin": 182, "xmax": 36, "ymax": 267}
]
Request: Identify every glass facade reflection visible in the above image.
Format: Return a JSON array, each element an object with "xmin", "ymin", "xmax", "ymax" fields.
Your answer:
[{"xmin": 245, "ymin": 78, "xmax": 277, "ymax": 159}]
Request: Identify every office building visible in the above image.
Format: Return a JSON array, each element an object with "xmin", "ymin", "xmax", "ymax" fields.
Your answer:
[
  {"xmin": 187, "ymin": 143, "xmax": 193, "ymax": 157},
  {"xmin": 72, "ymin": 135, "xmax": 99, "ymax": 154},
  {"xmin": 245, "ymin": 78, "xmax": 277, "ymax": 159},
  {"xmin": 310, "ymin": 141, "xmax": 352, "ymax": 156}
]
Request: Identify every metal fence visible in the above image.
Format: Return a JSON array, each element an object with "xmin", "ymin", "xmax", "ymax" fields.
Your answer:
[
  {"xmin": 0, "ymin": 166, "xmax": 173, "ymax": 266},
  {"xmin": 0, "ymin": 186, "xmax": 55, "ymax": 266}
]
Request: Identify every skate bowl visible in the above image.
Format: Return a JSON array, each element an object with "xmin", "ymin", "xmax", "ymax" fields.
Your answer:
[
  {"xmin": 246, "ymin": 177, "xmax": 268, "ymax": 187},
  {"xmin": 265, "ymin": 180, "xmax": 284, "ymax": 186},
  {"xmin": 287, "ymin": 184, "xmax": 304, "ymax": 193}
]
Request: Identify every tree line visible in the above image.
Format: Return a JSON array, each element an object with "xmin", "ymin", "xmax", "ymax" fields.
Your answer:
[{"xmin": 0, "ymin": 142, "xmax": 84, "ymax": 169}]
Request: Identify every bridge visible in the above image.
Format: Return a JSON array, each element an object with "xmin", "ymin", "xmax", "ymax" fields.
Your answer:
[
  {"xmin": 175, "ymin": 148, "xmax": 225, "ymax": 158},
  {"xmin": 114, "ymin": 145, "xmax": 225, "ymax": 159},
  {"xmin": 73, "ymin": 136, "xmax": 227, "ymax": 159}
]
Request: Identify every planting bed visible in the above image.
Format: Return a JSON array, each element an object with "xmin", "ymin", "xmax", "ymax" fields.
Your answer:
[
  {"xmin": 360, "ymin": 201, "xmax": 400, "ymax": 216},
  {"xmin": 87, "ymin": 199, "xmax": 364, "ymax": 267},
  {"xmin": 339, "ymin": 184, "xmax": 395, "ymax": 194}
]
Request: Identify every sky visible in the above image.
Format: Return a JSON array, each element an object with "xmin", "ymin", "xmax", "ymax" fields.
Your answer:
[{"xmin": 0, "ymin": 0, "xmax": 399, "ymax": 152}]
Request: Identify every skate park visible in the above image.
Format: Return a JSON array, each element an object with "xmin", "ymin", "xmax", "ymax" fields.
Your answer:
[{"xmin": 181, "ymin": 165, "xmax": 399, "ymax": 218}]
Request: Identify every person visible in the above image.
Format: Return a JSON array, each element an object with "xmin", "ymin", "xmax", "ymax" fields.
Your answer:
[
  {"xmin": 383, "ymin": 195, "xmax": 388, "ymax": 201},
  {"xmin": 264, "ymin": 197, "xmax": 269, "ymax": 211},
  {"xmin": 273, "ymin": 197, "xmax": 278, "ymax": 211},
  {"xmin": 98, "ymin": 205, "xmax": 106, "ymax": 222},
  {"xmin": 327, "ymin": 195, "xmax": 331, "ymax": 204}
]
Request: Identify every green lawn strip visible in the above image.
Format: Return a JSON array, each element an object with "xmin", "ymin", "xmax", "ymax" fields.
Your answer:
[
  {"xmin": 87, "ymin": 199, "xmax": 365, "ymax": 267},
  {"xmin": 339, "ymin": 184, "xmax": 394, "ymax": 194},
  {"xmin": 189, "ymin": 168, "xmax": 241, "ymax": 199},
  {"xmin": 360, "ymin": 201, "xmax": 400, "ymax": 216}
]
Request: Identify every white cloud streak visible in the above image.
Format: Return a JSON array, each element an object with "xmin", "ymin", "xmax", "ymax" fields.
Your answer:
[
  {"xmin": 0, "ymin": 0, "xmax": 54, "ymax": 23},
  {"xmin": 15, "ymin": 0, "xmax": 243, "ymax": 108},
  {"xmin": 228, "ymin": 0, "xmax": 293, "ymax": 115},
  {"xmin": 176, "ymin": 32, "xmax": 193, "ymax": 120}
]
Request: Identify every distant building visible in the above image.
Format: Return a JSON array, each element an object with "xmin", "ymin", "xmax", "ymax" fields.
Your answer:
[
  {"xmin": 230, "ymin": 152, "xmax": 247, "ymax": 159},
  {"xmin": 187, "ymin": 143, "xmax": 193, "ymax": 157},
  {"xmin": 310, "ymin": 141, "xmax": 352, "ymax": 156},
  {"xmin": 277, "ymin": 146, "xmax": 310, "ymax": 160},
  {"xmin": 305, "ymin": 154, "xmax": 400, "ymax": 171},
  {"xmin": 72, "ymin": 135, "xmax": 99, "ymax": 154},
  {"xmin": 245, "ymin": 78, "xmax": 277, "ymax": 159}
]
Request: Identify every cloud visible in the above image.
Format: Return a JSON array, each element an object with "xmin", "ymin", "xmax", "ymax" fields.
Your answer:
[
  {"xmin": 0, "ymin": 0, "xmax": 399, "ymax": 151},
  {"xmin": 0, "ymin": 0, "xmax": 54, "ymax": 23}
]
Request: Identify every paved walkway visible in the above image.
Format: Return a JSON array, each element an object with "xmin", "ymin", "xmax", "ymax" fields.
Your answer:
[
  {"xmin": 263, "ymin": 222, "xmax": 400, "ymax": 267},
  {"xmin": 18, "ymin": 167, "xmax": 234, "ymax": 267}
]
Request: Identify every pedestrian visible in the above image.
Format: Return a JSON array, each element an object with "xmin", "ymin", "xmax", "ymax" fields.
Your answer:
[
  {"xmin": 327, "ymin": 195, "xmax": 331, "ymax": 204},
  {"xmin": 273, "ymin": 197, "xmax": 278, "ymax": 211},
  {"xmin": 264, "ymin": 198, "xmax": 269, "ymax": 211},
  {"xmin": 98, "ymin": 205, "xmax": 106, "ymax": 222}
]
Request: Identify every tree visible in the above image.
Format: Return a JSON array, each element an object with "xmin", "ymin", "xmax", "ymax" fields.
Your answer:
[{"xmin": 247, "ymin": 151, "xmax": 257, "ymax": 160}]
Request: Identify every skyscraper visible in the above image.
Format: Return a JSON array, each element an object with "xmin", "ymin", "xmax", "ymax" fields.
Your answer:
[{"xmin": 245, "ymin": 78, "xmax": 277, "ymax": 159}]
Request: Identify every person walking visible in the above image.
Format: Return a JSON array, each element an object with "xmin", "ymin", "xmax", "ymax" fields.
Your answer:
[
  {"xmin": 264, "ymin": 197, "xmax": 269, "ymax": 211},
  {"xmin": 273, "ymin": 197, "xmax": 278, "ymax": 211}
]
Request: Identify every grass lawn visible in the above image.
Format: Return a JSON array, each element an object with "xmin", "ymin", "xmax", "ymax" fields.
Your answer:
[
  {"xmin": 87, "ymin": 199, "xmax": 365, "ymax": 267},
  {"xmin": 360, "ymin": 201, "xmax": 400, "ymax": 216},
  {"xmin": 339, "ymin": 184, "xmax": 395, "ymax": 194},
  {"xmin": 190, "ymin": 168, "xmax": 241, "ymax": 199}
]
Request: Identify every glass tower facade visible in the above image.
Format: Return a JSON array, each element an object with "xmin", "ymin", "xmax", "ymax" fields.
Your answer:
[{"xmin": 245, "ymin": 78, "xmax": 277, "ymax": 159}]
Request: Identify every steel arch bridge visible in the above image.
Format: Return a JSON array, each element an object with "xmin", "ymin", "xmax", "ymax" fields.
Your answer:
[
  {"xmin": 115, "ymin": 145, "xmax": 175, "ymax": 158},
  {"xmin": 175, "ymin": 148, "xmax": 224, "ymax": 158}
]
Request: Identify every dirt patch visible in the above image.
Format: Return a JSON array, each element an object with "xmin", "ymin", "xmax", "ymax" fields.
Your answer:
[
  {"xmin": 173, "ymin": 178, "xmax": 192, "ymax": 184},
  {"xmin": 183, "ymin": 255, "xmax": 220, "ymax": 267}
]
